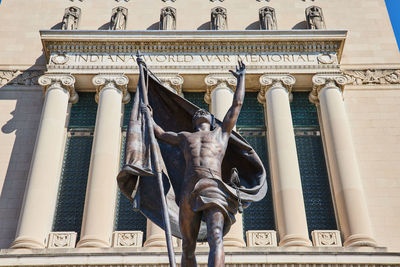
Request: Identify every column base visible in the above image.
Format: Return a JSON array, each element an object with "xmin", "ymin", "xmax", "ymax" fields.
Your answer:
[
  {"xmin": 343, "ymin": 234, "xmax": 377, "ymax": 247},
  {"xmin": 10, "ymin": 236, "xmax": 46, "ymax": 249},
  {"xmin": 77, "ymin": 236, "xmax": 110, "ymax": 248},
  {"xmin": 279, "ymin": 234, "xmax": 312, "ymax": 247},
  {"xmin": 223, "ymin": 237, "xmax": 246, "ymax": 247}
]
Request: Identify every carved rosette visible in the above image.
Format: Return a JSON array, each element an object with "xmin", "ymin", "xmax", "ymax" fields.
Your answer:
[
  {"xmin": 156, "ymin": 73, "xmax": 184, "ymax": 96},
  {"xmin": 38, "ymin": 74, "xmax": 78, "ymax": 104},
  {"xmin": 112, "ymin": 231, "xmax": 143, "ymax": 247},
  {"xmin": 92, "ymin": 74, "xmax": 130, "ymax": 103},
  {"xmin": 311, "ymin": 230, "xmax": 342, "ymax": 247},
  {"xmin": 309, "ymin": 73, "xmax": 347, "ymax": 104},
  {"xmin": 204, "ymin": 73, "xmax": 237, "ymax": 104},
  {"xmin": 246, "ymin": 230, "xmax": 277, "ymax": 247},
  {"xmin": 258, "ymin": 74, "xmax": 296, "ymax": 104},
  {"xmin": 47, "ymin": 232, "xmax": 77, "ymax": 248}
]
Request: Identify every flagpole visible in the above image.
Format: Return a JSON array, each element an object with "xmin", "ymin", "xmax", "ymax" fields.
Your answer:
[{"xmin": 136, "ymin": 53, "xmax": 177, "ymax": 267}]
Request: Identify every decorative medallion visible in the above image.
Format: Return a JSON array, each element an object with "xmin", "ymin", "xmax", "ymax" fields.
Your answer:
[
  {"xmin": 246, "ymin": 230, "xmax": 277, "ymax": 247},
  {"xmin": 51, "ymin": 54, "xmax": 69, "ymax": 65},
  {"xmin": 112, "ymin": 231, "xmax": 143, "ymax": 247}
]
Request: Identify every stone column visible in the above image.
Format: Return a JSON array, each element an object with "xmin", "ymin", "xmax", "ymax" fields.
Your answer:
[
  {"xmin": 204, "ymin": 74, "xmax": 246, "ymax": 247},
  {"xmin": 11, "ymin": 74, "xmax": 77, "ymax": 249},
  {"xmin": 310, "ymin": 74, "xmax": 377, "ymax": 247},
  {"xmin": 144, "ymin": 74, "xmax": 183, "ymax": 248},
  {"xmin": 258, "ymin": 74, "xmax": 312, "ymax": 247},
  {"xmin": 157, "ymin": 73, "xmax": 184, "ymax": 97},
  {"xmin": 77, "ymin": 74, "xmax": 130, "ymax": 248}
]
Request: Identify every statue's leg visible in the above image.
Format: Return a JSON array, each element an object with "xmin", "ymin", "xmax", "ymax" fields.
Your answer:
[
  {"xmin": 179, "ymin": 197, "xmax": 201, "ymax": 267},
  {"xmin": 205, "ymin": 208, "xmax": 225, "ymax": 267}
]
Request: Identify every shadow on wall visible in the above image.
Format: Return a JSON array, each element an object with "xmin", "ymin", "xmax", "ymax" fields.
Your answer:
[
  {"xmin": 292, "ymin": 21, "xmax": 308, "ymax": 29},
  {"xmin": 147, "ymin": 22, "xmax": 160, "ymax": 30},
  {"xmin": 98, "ymin": 22, "xmax": 110, "ymax": 30},
  {"xmin": 0, "ymin": 56, "xmax": 45, "ymax": 249},
  {"xmin": 246, "ymin": 21, "xmax": 260, "ymax": 30},
  {"xmin": 197, "ymin": 21, "xmax": 211, "ymax": 30}
]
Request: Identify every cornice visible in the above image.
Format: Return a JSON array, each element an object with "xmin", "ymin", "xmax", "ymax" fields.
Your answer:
[{"xmin": 40, "ymin": 30, "xmax": 347, "ymax": 61}]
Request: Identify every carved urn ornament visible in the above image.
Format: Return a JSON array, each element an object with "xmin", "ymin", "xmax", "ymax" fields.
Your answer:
[
  {"xmin": 211, "ymin": 6, "xmax": 228, "ymax": 30},
  {"xmin": 305, "ymin": 5, "xmax": 326, "ymax": 29},
  {"xmin": 61, "ymin": 6, "xmax": 81, "ymax": 30},
  {"xmin": 259, "ymin": 6, "xmax": 277, "ymax": 30},
  {"xmin": 160, "ymin": 6, "xmax": 176, "ymax": 30},
  {"xmin": 110, "ymin": 6, "xmax": 128, "ymax": 30}
]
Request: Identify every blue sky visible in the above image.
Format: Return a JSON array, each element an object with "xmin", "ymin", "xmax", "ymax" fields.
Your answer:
[{"xmin": 386, "ymin": 0, "xmax": 400, "ymax": 50}]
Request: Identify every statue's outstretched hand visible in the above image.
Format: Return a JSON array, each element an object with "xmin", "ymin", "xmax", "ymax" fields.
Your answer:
[{"xmin": 229, "ymin": 60, "xmax": 246, "ymax": 78}]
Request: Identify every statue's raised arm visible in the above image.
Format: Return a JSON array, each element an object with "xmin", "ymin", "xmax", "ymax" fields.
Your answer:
[{"xmin": 222, "ymin": 61, "xmax": 246, "ymax": 135}]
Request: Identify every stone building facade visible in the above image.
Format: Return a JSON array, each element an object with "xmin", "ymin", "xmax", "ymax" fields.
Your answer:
[{"xmin": 0, "ymin": 0, "xmax": 399, "ymax": 266}]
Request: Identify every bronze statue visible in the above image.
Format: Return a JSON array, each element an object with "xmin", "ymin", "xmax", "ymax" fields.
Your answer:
[
  {"xmin": 152, "ymin": 62, "xmax": 245, "ymax": 267},
  {"xmin": 117, "ymin": 57, "xmax": 267, "ymax": 267},
  {"xmin": 61, "ymin": 6, "xmax": 81, "ymax": 30}
]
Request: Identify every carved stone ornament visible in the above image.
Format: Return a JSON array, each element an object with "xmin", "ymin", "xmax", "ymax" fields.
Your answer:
[
  {"xmin": 344, "ymin": 69, "xmax": 400, "ymax": 85},
  {"xmin": 305, "ymin": 6, "xmax": 325, "ymax": 29},
  {"xmin": 160, "ymin": 6, "xmax": 177, "ymax": 30},
  {"xmin": 309, "ymin": 73, "xmax": 347, "ymax": 104},
  {"xmin": 211, "ymin": 7, "xmax": 228, "ymax": 30},
  {"xmin": 204, "ymin": 73, "xmax": 237, "ymax": 104},
  {"xmin": 0, "ymin": 70, "xmax": 44, "ymax": 86},
  {"xmin": 210, "ymin": 0, "xmax": 224, "ymax": 2},
  {"xmin": 311, "ymin": 230, "xmax": 342, "ymax": 247},
  {"xmin": 317, "ymin": 53, "xmax": 337, "ymax": 65},
  {"xmin": 47, "ymin": 232, "xmax": 77, "ymax": 248},
  {"xmin": 162, "ymin": 0, "xmax": 176, "ymax": 2},
  {"xmin": 115, "ymin": 0, "xmax": 130, "ymax": 2},
  {"xmin": 156, "ymin": 73, "xmax": 184, "ymax": 95},
  {"xmin": 258, "ymin": 73, "xmax": 296, "ymax": 103},
  {"xmin": 62, "ymin": 6, "xmax": 81, "ymax": 30},
  {"xmin": 246, "ymin": 230, "xmax": 277, "ymax": 247},
  {"xmin": 38, "ymin": 74, "xmax": 78, "ymax": 104},
  {"xmin": 51, "ymin": 54, "xmax": 70, "ymax": 65},
  {"xmin": 70, "ymin": 0, "xmax": 83, "ymax": 2},
  {"xmin": 256, "ymin": 0, "xmax": 271, "ymax": 2},
  {"xmin": 112, "ymin": 231, "xmax": 143, "ymax": 247},
  {"xmin": 110, "ymin": 6, "xmax": 128, "ymax": 30},
  {"xmin": 259, "ymin": 6, "xmax": 277, "ymax": 30},
  {"xmin": 92, "ymin": 74, "xmax": 130, "ymax": 103}
]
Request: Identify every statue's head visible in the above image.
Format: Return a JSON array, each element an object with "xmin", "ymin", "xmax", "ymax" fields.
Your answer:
[
  {"xmin": 70, "ymin": 7, "xmax": 77, "ymax": 12},
  {"xmin": 192, "ymin": 109, "xmax": 214, "ymax": 130}
]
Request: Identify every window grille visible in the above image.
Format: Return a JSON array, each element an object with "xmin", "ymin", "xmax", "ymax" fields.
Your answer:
[
  {"xmin": 291, "ymin": 92, "xmax": 337, "ymax": 235},
  {"xmin": 53, "ymin": 93, "xmax": 97, "ymax": 239}
]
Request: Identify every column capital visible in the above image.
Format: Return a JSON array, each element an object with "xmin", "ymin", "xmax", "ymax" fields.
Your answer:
[
  {"xmin": 258, "ymin": 73, "xmax": 295, "ymax": 104},
  {"xmin": 204, "ymin": 73, "xmax": 237, "ymax": 104},
  {"xmin": 92, "ymin": 74, "xmax": 130, "ymax": 104},
  {"xmin": 156, "ymin": 73, "xmax": 184, "ymax": 96},
  {"xmin": 38, "ymin": 74, "xmax": 78, "ymax": 104},
  {"xmin": 310, "ymin": 73, "xmax": 347, "ymax": 104}
]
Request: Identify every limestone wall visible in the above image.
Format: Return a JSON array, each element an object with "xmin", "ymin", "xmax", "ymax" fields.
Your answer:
[{"xmin": 0, "ymin": 0, "xmax": 398, "ymax": 67}]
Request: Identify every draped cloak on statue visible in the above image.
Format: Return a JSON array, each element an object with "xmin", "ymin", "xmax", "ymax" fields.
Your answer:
[{"xmin": 117, "ymin": 68, "xmax": 267, "ymax": 241}]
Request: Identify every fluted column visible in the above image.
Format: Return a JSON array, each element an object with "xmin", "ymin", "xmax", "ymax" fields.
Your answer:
[
  {"xmin": 157, "ymin": 73, "xmax": 184, "ymax": 97},
  {"xmin": 144, "ymin": 74, "xmax": 183, "ymax": 248},
  {"xmin": 11, "ymin": 74, "xmax": 77, "ymax": 249},
  {"xmin": 310, "ymin": 74, "xmax": 377, "ymax": 247},
  {"xmin": 258, "ymin": 74, "xmax": 312, "ymax": 247},
  {"xmin": 204, "ymin": 74, "xmax": 246, "ymax": 247},
  {"xmin": 77, "ymin": 74, "xmax": 130, "ymax": 248}
]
